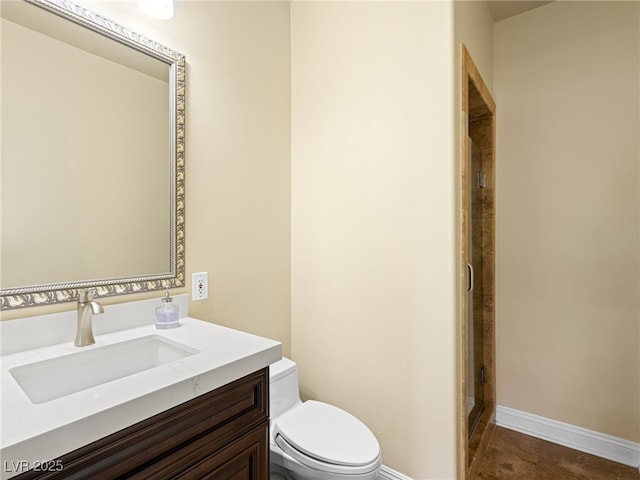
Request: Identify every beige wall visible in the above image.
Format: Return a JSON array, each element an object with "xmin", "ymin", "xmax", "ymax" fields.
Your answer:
[
  {"xmin": 454, "ymin": 1, "xmax": 494, "ymax": 93},
  {"xmin": 494, "ymin": 1, "xmax": 640, "ymax": 442},
  {"xmin": 291, "ymin": 2, "xmax": 457, "ymax": 478},
  {"xmin": 2, "ymin": 1, "xmax": 292, "ymax": 356}
]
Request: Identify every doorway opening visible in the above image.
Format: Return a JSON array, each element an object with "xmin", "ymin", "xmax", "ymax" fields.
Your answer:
[{"xmin": 460, "ymin": 44, "xmax": 496, "ymax": 480}]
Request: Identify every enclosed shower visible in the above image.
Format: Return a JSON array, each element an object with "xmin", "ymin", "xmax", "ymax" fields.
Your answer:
[{"xmin": 467, "ymin": 138, "xmax": 485, "ymax": 438}]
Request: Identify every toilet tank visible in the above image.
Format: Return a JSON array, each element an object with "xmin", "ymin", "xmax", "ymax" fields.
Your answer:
[{"xmin": 269, "ymin": 357, "xmax": 302, "ymax": 418}]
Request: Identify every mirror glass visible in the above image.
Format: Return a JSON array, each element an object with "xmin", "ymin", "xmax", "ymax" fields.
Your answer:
[{"xmin": 0, "ymin": 0, "xmax": 185, "ymax": 309}]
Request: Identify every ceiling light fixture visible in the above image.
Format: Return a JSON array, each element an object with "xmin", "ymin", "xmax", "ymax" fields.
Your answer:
[{"xmin": 137, "ymin": 0, "xmax": 173, "ymax": 20}]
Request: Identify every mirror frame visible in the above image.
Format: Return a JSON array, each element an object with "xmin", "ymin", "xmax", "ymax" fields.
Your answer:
[{"xmin": 0, "ymin": 0, "xmax": 185, "ymax": 310}]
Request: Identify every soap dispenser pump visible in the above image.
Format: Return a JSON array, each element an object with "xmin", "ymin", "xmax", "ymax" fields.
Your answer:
[{"xmin": 155, "ymin": 290, "xmax": 179, "ymax": 329}]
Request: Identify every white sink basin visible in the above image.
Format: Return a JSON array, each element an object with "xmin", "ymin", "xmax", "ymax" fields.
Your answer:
[{"xmin": 10, "ymin": 335, "xmax": 200, "ymax": 404}]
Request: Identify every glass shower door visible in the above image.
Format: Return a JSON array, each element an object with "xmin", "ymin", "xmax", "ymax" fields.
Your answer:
[{"xmin": 467, "ymin": 137, "xmax": 485, "ymax": 438}]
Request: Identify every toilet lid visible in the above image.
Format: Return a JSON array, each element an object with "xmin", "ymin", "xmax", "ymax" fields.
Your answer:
[{"xmin": 272, "ymin": 400, "xmax": 380, "ymax": 468}]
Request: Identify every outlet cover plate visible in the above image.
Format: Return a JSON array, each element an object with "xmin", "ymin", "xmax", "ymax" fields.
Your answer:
[{"xmin": 192, "ymin": 272, "xmax": 208, "ymax": 301}]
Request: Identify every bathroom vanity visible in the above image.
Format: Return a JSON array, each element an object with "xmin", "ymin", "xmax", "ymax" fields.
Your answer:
[
  {"xmin": 0, "ymin": 298, "xmax": 281, "ymax": 480},
  {"xmin": 12, "ymin": 369, "xmax": 269, "ymax": 479}
]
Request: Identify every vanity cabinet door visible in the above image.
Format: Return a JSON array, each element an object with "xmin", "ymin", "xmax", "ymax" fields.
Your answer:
[
  {"xmin": 197, "ymin": 423, "xmax": 269, "ymax": 480},
  {"xmin": 127, "ymin": 416, "xmax": 269, "ymax": 479},
  {"xmin": 163, "ymin": 423, "xmax": 268, "ymax": 480}
]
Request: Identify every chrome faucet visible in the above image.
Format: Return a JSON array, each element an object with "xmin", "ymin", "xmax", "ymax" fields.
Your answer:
[{"xmin": 74, "ymin": 289, "xmax": 104, "ymax": 347}]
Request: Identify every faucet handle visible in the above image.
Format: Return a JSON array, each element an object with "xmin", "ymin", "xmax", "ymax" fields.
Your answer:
[{"xmin": 77, "ymin": 289, "xmax": 95, "ymax": 303}]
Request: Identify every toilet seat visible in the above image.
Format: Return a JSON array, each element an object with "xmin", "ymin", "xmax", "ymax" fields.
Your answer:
[{"xmin": 272, "ymin": 400, "xmax": 381, "ymax": 475}]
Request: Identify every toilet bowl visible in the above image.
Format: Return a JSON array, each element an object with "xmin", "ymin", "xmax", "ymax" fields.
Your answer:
[{"xmin": 269, "ymin": 358, "xmax": 382, "ymax": 480}]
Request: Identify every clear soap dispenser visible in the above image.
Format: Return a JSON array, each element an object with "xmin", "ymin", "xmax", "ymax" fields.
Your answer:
[{"xmin": 155, "ymin": 290, "xmax": 179, "ymax": 329}]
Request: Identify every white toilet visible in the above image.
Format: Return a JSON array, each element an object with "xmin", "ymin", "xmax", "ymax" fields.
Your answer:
[{"xmin": 269, "ymin": 358, "xmax": 382, "ymax": 480}]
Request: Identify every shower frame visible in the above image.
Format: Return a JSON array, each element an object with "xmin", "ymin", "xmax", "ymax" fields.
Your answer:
[{"xmin": 459, "ymin": 44, "xmax": 496, "ymax": 480}]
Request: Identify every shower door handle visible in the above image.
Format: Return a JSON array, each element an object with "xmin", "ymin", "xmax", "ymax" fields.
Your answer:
[{"xmin": 467, "ymin": 263, "xmax": 474, "ymax": 293}]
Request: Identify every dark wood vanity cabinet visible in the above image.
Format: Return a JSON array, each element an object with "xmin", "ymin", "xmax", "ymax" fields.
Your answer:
[{"xmin": 15, "ymin": 369, "xmax": 269, "ymax": 480}]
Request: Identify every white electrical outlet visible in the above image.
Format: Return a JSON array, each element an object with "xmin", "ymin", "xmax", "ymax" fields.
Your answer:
[{"xmin": 192, "ymin": 272, "xmax": 208, "ymax": 301}]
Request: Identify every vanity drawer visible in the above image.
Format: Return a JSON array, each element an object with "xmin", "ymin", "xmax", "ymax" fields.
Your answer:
[
  {"xmin": 130, "ymin": 423, "xmax": 269, "ymax": 479},
  {"xmin": 15, "ymin": 368, "xmax": 268, "ymax": 480}
]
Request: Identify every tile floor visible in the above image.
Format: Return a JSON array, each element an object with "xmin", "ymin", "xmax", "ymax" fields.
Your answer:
[
  {"xmin": 473, "ymin": 426, "xmax": 640, "ymax": 480},
  {"xmin": 272, "ymin": 427, "xmax": 640, "ymax": 480},
  {"xmin": 272, "ymin": 469, "xmax": 386, "ymax": 480}
]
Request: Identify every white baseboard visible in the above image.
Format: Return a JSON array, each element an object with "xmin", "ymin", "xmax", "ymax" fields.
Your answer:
[
  {"xmin": 378, "ymin": 465, "xmax": 413, "ymax": 480},
  {"xmin": 496, "ymin": 404, "xmax": 640, "ymax": 470}
]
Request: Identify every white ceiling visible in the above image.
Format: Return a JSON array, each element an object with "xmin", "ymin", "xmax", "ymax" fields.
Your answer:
[{"xmin": 487, "ymin": 0, "xmax": 554, "ymax": 22}]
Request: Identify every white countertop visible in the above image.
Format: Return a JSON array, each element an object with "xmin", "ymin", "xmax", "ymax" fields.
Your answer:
[{"xmin": 0, "ymin": 308, "xmax": 281, "ymax": 479}]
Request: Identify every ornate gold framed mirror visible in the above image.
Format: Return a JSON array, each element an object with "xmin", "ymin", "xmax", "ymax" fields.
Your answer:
[{"xmin": 1, "ymin": 0, "xmax": 185, "ymax": 309}]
